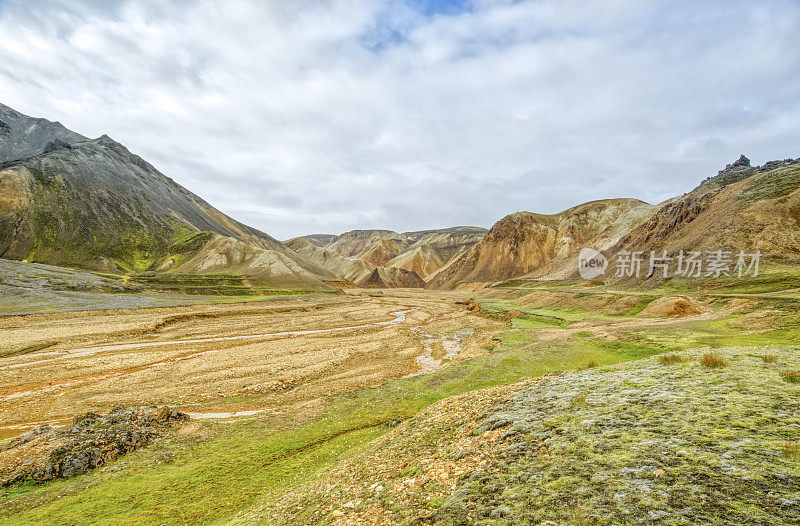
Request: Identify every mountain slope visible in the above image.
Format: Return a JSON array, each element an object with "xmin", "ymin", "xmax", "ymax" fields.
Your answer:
[
  {"xmin": 287, "ymin": 233, "xmax": 336, "ymax": 247},
  {"xmin": 404, "ymin": 226, "xmax": 487, "ymax": 262},
  {"xmin": 0, "ymin": 103, "xmax": 86, "ymax": 163},
  {"xmin": 0, "ymin": 104, "xmax": 335, "ymax": 290},
  {"xmin": 608, "ymin": 156, "xmax": 800, "ymax": 260},
  {"xmin": 286, "ymin": 238, "xmax": 377, "ymax": 284},
  {"xmin": 385, "ymin": 245, "xmax": 444, "ymax": 278},
  {"xmin": 428, "ymin": 198, "xmax": 654, "ymax": 288},
  {"xmin": 325, "ymin": 230, "xmax": 408, "ymax": 260}
]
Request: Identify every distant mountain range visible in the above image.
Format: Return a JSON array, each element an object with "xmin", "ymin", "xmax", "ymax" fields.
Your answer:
[{"xmin": 1, "ymin": 102, "xmax": 798, "ymax": 292}]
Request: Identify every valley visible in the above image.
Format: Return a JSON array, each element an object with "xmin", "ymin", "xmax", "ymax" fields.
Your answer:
[
  {"xmin": 0, "ymin": 100, "xmax": 799, "ymax": 524},
  {"xmin": 2, "ymin": 279, "xmax": 798, "ymax": 524}
]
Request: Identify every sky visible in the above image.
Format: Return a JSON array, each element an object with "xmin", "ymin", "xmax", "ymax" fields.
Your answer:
[{"xmin": 0, "ymin": 0, "xmax": 799, "ymax": 239}]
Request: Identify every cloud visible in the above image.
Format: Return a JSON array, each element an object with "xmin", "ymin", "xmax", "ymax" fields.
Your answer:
[{"xmin": 1, "ymin": 0, "xmax": 798, "ymax": 238}]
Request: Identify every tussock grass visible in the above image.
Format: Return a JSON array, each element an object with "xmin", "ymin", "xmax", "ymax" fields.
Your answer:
[
  {"xmin": 780, "ymin": 370, "xmax": 800, "ymax": 383},
  {"xmin": 659, "ymin": 353, "xmax": 690, "ymax": 365},
  {"xmin": 761, "ymin": 354, "xmax": 778, "ymax": 363},
  {"xmin": 699, "ymin": 352, "xmax": 727, "ymax": 368}
]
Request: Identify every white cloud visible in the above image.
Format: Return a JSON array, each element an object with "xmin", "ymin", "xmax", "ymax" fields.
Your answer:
[{"xmin": 1, "ymin": 0, "xmax": 798, "ymax": 238}]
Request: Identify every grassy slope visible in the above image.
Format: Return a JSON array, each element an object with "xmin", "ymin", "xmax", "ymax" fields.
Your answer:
[{"xmin": 3, "ymin": 289, "xmax": 799, "ymax": 523}]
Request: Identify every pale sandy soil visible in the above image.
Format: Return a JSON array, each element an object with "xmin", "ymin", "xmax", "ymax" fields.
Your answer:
[{"xmin": 0, "ymin": 289, "xmax": 497, "ymax": 438}]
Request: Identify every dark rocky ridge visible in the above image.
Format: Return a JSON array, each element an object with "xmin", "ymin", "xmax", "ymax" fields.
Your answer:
[{"xmin": 0, "ymin": 103, "xmax": 85, "ymax": 163}]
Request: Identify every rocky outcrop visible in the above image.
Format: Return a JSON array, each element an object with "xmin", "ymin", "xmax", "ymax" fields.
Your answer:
[
  {"xmin": 41, "ymin": 138, "xmax": 73, "ymax": 154},
  {"xmin": 699, "ymin": 154, "xmax": 800, "ymax": 191},
  {"xmin": 0, "ymin": 406, "xmax": 188, "ymax": 486}
]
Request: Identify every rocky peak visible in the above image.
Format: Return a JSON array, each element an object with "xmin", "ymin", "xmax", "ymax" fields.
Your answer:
[
  {"xmin": 730, "ymin": 154, "xmax": 750, "ymax": 168},
  {"xmin": 717, "ymin": 154, "xmax": 755, "ymax": 177}
]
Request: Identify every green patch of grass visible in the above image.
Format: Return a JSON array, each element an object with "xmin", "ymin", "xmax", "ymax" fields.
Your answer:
[
  {"xmin": 780, "ymin": 370, "xmax": 800, "ymax": 384},
  {"xmin": 511, "ymin": 313, "xmax": 569, "ymax": 329},
  {"xmin": 3, "ymin": 422, "xmax": 387, "ymax": 525}
]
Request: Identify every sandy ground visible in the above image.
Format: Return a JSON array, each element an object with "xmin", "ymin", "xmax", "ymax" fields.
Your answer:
[{"xmin": 0, "ymin": 289, "xmax": 494, "ymax": 438}]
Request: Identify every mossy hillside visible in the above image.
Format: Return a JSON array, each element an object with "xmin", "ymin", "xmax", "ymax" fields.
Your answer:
[
  {"xmin": 24, "ymin": 174, "xmax": 202, "ymax": 273},
  {"xmin": 436, "ymin": 347, "xmax": 800, "ymax": 525},
  {"xmin": 493, "ymin": 258, "xmax": 800, "ymax": 297},
  {"xmin": 739, "ymin": 163, "xmax": 800, "ymax": 203}
]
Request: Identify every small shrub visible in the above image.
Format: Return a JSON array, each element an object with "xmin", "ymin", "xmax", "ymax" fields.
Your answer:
[
  {"xmin": 585, "ymin": 360, "xmax": 598, "ymax": 369},
  {"xmin": 761, "ymin": 354, "xmax": 778, "ymax": 363},
  {"xmin": 780, "ymin": 370, "xmax": 800, "ymax": 384},
  {"xmin": 659, "ymin": 354, "xmax": 689, "ymax": 365},
  {"xmin": 699, "ymin": 352, "xmax": 727, "ymax": 368}
]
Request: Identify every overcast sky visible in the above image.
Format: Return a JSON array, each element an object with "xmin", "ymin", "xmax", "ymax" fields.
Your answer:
[{"xmin": 1, "ymin": 0, "xmax": 799, "ymax": 239}]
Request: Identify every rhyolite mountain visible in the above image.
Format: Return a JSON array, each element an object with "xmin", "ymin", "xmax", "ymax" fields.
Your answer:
[
  {"xmin": 0, "ymin": 103, "xmax": 337, "ymax": 290},
  {"xmin": 286, "ymin": 237, "xmax": 427, "ymax": 288},
  {"xmin": 428, "ymin": 155, "xmax": 800, "ymax": 289},
  {"xmin": 288, "ymin": 226, "xmax": 488, "ymax": 283},
  {"xmin": 427, "ymin": 199, "xmax": 656, "ymax": 288},
  {"xmin": 4, "ymin": 103, "xmax": 797, "ymax": 292}
]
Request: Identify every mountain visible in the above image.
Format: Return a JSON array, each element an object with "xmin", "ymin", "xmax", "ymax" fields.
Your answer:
[
  {"xmin": 606, "ymin": 155, "xmax": 800, "ymax": 262},
  {"xmin": 287, "ymin": 233, "xmax": 336, "ymax": 247},
  {"xmin": 286, "ymin": 238, "xmax": 425, "ymax": 288},
  {"xmin": 428, "ymin": 155, "xmax": 800, "ymax": 289},
  {"xmin": 403, "ymin": 226, "xmax": 488, "ymax": 263},
  {"xmin": 325, "ymin": 230, "xmax": 409, "ymax": 262},
  {"xmin": 357, "ymin": 266, "xmax": 426, "ymax": 288},
  {"xmin": 0, "ymin": 103, "xmax": 336, "ymax": 290},
  {"xmin": 385, "ymin": 245, "xmax": 443, "ymax": 278},
  {"xmin": 427, "ymin": 199, "xmax": 655, "ymax": 288},
  {"xmin": 285, "ymin": 238, "xmax": 377, "ymax": 284}
]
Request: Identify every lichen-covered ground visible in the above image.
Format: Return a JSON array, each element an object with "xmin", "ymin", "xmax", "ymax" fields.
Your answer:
[{"xmin": 438, "ymin": 347, "xmax": 800, "ymax": 524}]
